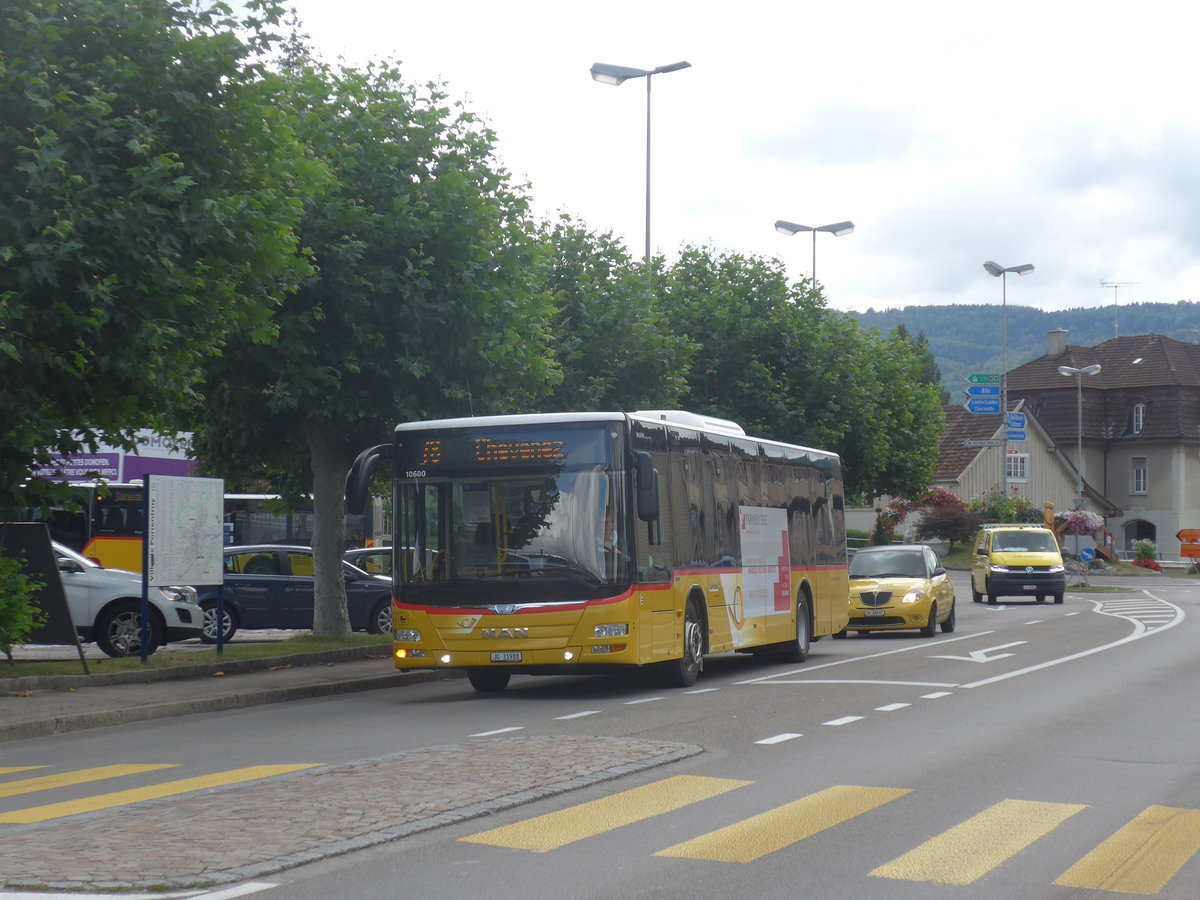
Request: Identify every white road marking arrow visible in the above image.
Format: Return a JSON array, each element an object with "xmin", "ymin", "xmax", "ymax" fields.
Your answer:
[{"xmin": 930, "ymin": 641, "xmax": 1026, "ymax": 662}]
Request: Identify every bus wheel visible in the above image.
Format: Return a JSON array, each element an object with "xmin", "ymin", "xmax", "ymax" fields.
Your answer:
[
  {"xmin": 367, "ymin": 598, "xmax": 393, "ymax": 635},
  {"xmin": 778, "ymin": 596, "xmax": 811, "ymax": 663},
  {"xmin": 200, "ymin": 602, "xmax": 239, "ymax": 644},
  {"xmin": 661, "ymin": 600, "xmax": 704, "ymax": 687},
  {"xmin": 96, "ymin": 601, "xmax": 162, "ymax": 658},
  {"xmin": 468, "ymin": 669, "xmax": 511, "ymax": 693}
]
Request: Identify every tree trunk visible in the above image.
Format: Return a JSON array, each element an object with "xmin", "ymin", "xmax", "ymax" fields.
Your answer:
[{"xmin": 306, "ymin": 422, "xmax": 353, "ymax": 639}]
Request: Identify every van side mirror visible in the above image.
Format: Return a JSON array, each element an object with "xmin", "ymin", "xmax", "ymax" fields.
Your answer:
[{"xmin": 635, "ymin": 451, "xmax": 659, "ymax": 522}]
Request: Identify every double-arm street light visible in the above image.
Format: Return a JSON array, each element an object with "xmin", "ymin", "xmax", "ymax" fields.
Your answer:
[
  {"xmin": 1058, "ymin": 363, "xmax": 1102, "ymax": 509},
  {"xmin": 774, "ymin": 220, "xmax": 855, "ymax": 286},
  {"xmin": 983, "ymin": 260, "xmax": 1035, "ymax": 497},
  {"xmin": 590, "ymin": 60, "xmax": 691, "ymax": 273}
]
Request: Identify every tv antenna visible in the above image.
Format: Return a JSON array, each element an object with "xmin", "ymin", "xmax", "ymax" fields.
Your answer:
[{"xmin": 1101, "ymin": 281, "xmax": 1139, "ymax": 338}]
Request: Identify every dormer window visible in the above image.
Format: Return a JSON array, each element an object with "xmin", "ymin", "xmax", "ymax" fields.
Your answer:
[{"xmin": 1132, "ymin": 403, "xmax": 1147, "ymax": 435}]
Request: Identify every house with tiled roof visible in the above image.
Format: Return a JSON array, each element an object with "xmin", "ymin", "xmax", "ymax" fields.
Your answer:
[{"xmin": 935, "ymin": 329, "xmax": 1200, "ymax": 559}]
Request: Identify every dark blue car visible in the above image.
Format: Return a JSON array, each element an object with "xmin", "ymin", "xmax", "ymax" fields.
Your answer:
[{"xmin": 196, "ymin": 545, "xmax": 393, "ymax": 642}]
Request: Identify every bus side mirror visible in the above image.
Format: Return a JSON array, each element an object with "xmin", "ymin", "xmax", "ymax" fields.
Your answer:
[
  {"xmin": 346, "ymin": 443, "xmax": 394, "ymax": 516},
  {"xmin": 635, "ymin": 451, "xmax": 659, "ymax": 522}
]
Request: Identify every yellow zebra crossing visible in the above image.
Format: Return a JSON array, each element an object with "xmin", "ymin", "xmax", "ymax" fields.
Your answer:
[
  {"xmin": 461, "ymin": 777, "xmax": 1200, "ymax": 894},
  {"xmin": 0, "ymin": 762, "xmax": 320, "ymax": 824}
]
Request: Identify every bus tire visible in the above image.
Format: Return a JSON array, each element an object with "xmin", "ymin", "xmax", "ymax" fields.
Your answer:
[
  {"xmin": 95, "ymin": 600, "xmax": 162, "ymax": 658},
  {"xmin": 200, "ymin": 602, "xmax": 239, "ymax": 644},
  {"xmin": 778, "ymin": 595, "xmax": 811, "ymax": 663},
  {"xmin": 660, "ymin": 599, "xmax": 704, "ymax": 687},
  {"xmin": 468, "ymin": 669, "xmax": 511, "ymax": 693}
]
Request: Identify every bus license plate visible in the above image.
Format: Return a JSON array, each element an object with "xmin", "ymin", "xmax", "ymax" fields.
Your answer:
[
  {"xmin": 865, "ymin": 609, "xmax": 886, "ymax": 617},
  {"xmin": 491, "ymin": 652, "xmax": 522, "ymax": 662}
]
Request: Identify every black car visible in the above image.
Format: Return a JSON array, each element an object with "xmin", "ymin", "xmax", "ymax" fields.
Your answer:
[{"xmin": 196, "ymin": 545, "xmax": 393, "ymax": 642}]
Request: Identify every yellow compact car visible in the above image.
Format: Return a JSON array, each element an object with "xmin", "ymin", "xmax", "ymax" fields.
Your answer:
[{"xmin": 842, "ymin": 544, "xmax": 956, "ymax": 637}]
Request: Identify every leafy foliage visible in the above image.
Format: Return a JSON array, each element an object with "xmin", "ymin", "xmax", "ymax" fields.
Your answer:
[
  {"xmin": 912, "ymin": 506, "xmax": 981, "ymax": 552},
  {"xmin": 539, "ymin": 216, "xmax": 693, "ymax": 411},
  {"xmin": 0, "ymin": 0, "xmax": 318, "ymax": 510},
  {"xmin": 660, "ymin": 246, "xmax": 944, "ymax": 500},
  {"xmin": 0, "ymin": 554, "xmax": 46, "ymax": 662},
  {"xmin": 193, "ymin": 47, "xmax": 556, "ymax": 635},
  {"xmin": 967, "ymin": 487, "xmax": 1042, "ymax": 524}
]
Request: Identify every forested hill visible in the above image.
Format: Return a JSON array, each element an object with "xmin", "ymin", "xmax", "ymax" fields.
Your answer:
[{"xmin": 852, "ymin": 300, "xmax": 1200, "ymax": 392}]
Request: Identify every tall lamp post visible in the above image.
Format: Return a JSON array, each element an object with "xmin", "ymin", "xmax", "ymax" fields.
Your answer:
[
  {"xmin": 590, "ymin": 61, "xmax": 691, "ymax": 274},
  {"xmin": 774, "ymin": 220, "xmax": 855, "ymax": 286},
  {"xmin": 983, "ymin": 260, "xmax": 1035, "ymax": 497},
  {"xmin": 1058, "ymin": 363, "xmax": 1102, "ymax": 508}
]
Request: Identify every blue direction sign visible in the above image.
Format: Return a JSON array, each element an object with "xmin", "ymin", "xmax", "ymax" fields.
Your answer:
[
  {"xmin": 1007, "ymin": 429, "xmax": 1027, "ymax": 442},
  {"xmin": 967, "ymin": 397, "xmax": 1002, "ymax": 414},
  {"xmin": 1007, "ymin": 412, "xmax": 1026, "ymax": 429},
  {"xmin": 966, "ymin": 384, "xmax": 1001, "ymax": 397}
]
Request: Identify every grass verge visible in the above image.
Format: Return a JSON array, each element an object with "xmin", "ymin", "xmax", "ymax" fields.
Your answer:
[{"xmin": 1, "ymin": 634, "xmax": 390, "ymax": 680}]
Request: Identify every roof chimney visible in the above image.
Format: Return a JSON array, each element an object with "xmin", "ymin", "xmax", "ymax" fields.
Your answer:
[{"xmin": 1048, "ymin": 329, "xmax": 1068, "ymax": 357}]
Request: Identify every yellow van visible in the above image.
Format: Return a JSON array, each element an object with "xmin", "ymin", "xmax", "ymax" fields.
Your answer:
[{"xmin": 971, "ymin": 524, "xmax": 1066, "ymax": 604}]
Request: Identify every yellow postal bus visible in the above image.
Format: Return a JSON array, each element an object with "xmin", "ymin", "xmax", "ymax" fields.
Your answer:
[{"xmin": 345, "ymin": 411, "xmax": 849, "ymax": 692}]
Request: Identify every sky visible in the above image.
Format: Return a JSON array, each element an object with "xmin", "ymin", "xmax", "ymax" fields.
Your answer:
[{"xmin": 281, "ymin": 0, "xmax": 1199, "ymax": 315}]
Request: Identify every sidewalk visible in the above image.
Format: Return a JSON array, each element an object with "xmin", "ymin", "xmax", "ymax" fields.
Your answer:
[
  {"xmin": 0, "ymin": 646, "xmax": 701, "ymax": 891},
  {"xmin": 0, "ymin": 643, "xmax": 435, "ymax": 742}
]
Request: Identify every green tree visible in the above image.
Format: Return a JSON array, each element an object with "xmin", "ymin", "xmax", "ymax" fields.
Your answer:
[
  {"xmin": 0, "ymin": 0, "xmax": 319, "ymax": 510},
  {"xmin": 660, "ymin": 246, "xmax": 944, "ymax": 500},
  {"xmin": 540, "ymin": 216, "xmax": 693, "ymax": 411},
  {"xmin": 194, "ymin": 51, "xmax": 557, "ymax": 636}
]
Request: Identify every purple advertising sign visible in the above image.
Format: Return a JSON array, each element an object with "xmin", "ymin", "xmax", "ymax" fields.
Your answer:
[
  {"xmin": 31, "ymin": 454, "xmax": 121, "ymax": 481},
  {"xmin": 123, "ymin": 455, "xmax": 197, "ymax": 481}
]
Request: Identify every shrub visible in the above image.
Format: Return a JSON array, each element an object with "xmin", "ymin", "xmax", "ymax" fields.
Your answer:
[
  {"xmin": 0, "ymin": 553, "xmax": 47, "ymax": 663},
  {"xmin": 968, "ymin": 487, "xmax": 1041, "ymax": 524},
  {"xmin": 1130, "ymin": 539, "xmax": 1161, "ymax": 572},
  {"xmin": 913, "ymin": 506, "xmax": 982, "ymax": 552}
]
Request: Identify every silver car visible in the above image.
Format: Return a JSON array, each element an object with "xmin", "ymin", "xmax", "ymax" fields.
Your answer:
[{"xmin": 53, "ymin": 542, "xmax": 203, "ymax": 657}]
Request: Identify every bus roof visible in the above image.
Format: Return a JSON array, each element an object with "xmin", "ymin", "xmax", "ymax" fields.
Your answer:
[{"xmin": 392, "ymin": 411, "xmax": 838, "ymax": 461}]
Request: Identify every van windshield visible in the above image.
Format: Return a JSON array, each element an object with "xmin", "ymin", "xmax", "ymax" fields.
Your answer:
[{"xmin": 993, "ymin": 532, "xmax": 1056, "ymax": 552}]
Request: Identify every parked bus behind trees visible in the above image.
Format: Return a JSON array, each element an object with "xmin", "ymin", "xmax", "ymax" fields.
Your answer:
[
  {"xmin": 31, "ymin": 484, "xmax": 372, "ymax": 571},
  {"xmin": 345, "ymin": 410, "xmax": 849, "ymax": 693}
]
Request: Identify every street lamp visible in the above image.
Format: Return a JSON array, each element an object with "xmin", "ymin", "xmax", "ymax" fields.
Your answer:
[
  {"xmin": 590, "ymin": 60, "xmax": 691, "ymax": 273},
  {"xmin": 1058, "ymin": 363, "xmax": 1102, "ymax": 508},
  {"xmin": 983, "ymin": 260, "xmax": 1035, "ymax": 497},
  {"xmin": 774, "ymin": 220, "xmax": 855, "ymax": 286}
]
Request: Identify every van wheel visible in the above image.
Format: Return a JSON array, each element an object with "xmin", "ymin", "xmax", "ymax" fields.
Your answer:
[
  {"xmin": 1053, "ymin": 592, "xmax": 1064, "ymax": 604},
  {"xmin": 95, "ymin": 601, "xmax": 162, "ymax": 658}
]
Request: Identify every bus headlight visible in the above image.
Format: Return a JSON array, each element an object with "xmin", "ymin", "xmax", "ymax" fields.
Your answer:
[
  {"xmin": 593, "ymin": 624, "xmax": 629, "ymax": 638},
  {"xmin": 393, "ymin": 629, "xmax": 422, "ymax": 642}
]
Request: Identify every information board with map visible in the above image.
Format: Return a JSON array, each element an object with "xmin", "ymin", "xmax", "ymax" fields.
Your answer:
[{"xmin": 146, "ymin": 475, "xmax": 224, "ymax": 586}]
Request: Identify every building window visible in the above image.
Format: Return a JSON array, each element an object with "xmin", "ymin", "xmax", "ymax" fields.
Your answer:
[
  {"xmin": 1006, "ymin": 453, "xmax": 1028, "ymax": 482},
  {"xmin": 1131, "ymin": 403, "xmax": 1147, "ymax": 435},
  {"xmin": 1131, "ymin": 457, "xmax": 1147, "ymax": 494}
]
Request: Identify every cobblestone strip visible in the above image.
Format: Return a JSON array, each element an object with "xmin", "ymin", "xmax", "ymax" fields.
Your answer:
[{"xmin": 0, "ymin": 735, "xmax": 701, "ymax": 891}]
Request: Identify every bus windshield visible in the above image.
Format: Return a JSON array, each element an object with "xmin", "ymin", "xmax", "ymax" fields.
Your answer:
[{"xmin": 395, "ymin": 422, "xmax": 630, "ymax": 605}]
